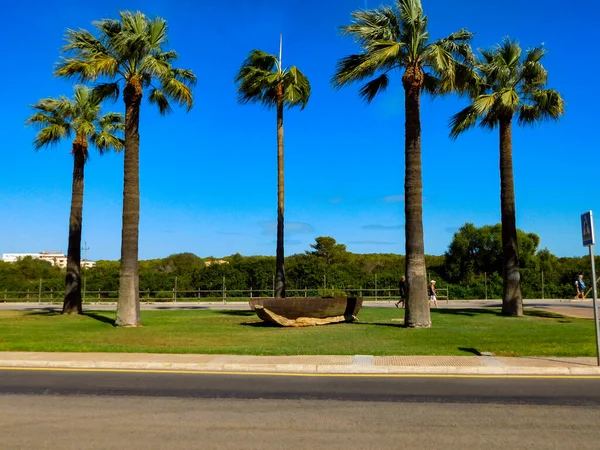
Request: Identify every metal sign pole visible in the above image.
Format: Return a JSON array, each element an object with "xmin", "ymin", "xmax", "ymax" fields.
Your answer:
[
  {"xmin": 589, "ymin": 244, "xmax": 600, "ymax": 367},
  {"xmin": 581, "ymin": 210, "xmax": 599, "ymax": 366}
]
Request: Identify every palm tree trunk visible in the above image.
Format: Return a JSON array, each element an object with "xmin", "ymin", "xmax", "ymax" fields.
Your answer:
[
  {"xmin": 116, "ymin": 79, "xmax": 142, "ymax": 326},
  {"xmin": 402, "ymin": 69, "xmax": 430, "ymax": 328},
  {"xmin": 499, "ymin": 116, "xmax": 523, "ymax": 316},
  {"xmin": 275, "ymin": 87, "xmax": 286, "ymax": 298},
  {"xmin": 63, "ymin": 136, "xmax": 87, "ymax": 314}
]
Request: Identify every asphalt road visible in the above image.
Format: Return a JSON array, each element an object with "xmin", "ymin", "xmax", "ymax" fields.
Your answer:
[
  {"xmin": 2, "ymin": 370, "xmax": 600, "ymax": 449},
  {"xmin": 2, "ymin": 369, "xmax": 600, "ymax": 405}
]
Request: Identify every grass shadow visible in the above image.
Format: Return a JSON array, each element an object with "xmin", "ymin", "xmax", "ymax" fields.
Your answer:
[
  {"xmin": 240, "ymin": 321, "xmax": 280, "ymax": 328},
  {"xmin": 458, "ymin": 347, "xmax": 481, "ymax": 355},
  {"xmin": 83, "ymin": 312, "xmax": 116, "ymax": 326},
  {"xmin": 433, "ymin": 308, "xmax": 501, "ymax": 317},
  {"xmin": 352, "ymin": 321, "xmax": 404, "ymax": 328},
  {"xmin": 218, "ymin": 310, "xmax": 255, "ymax": 317},
  {"xmin": 524, "ymin": 309, "xmax": 566, "ymax": 319},
  {"xmin": 153, "ymin": 306, "xmax": 212, "ymax": 310},
  {"xmin": 24, "ymin": 309, "xmax": 62, "ymax": 316}
]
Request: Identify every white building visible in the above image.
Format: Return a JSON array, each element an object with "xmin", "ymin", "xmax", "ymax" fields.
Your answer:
[{"xmin": 1, "ymin": 251, "xmax": 96, "ymax": 269}]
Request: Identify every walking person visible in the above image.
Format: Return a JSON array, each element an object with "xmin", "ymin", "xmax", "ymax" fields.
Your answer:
[
  {"xmin": 575, "ymin": 275, "xmax": 586, "ymax": 300},
  {"xmin": 395, "ymin": 276, "xmax": 407, "ymax": 308},
  {"xmin": 428, "ymin": 280, "xmax": 439, "ymax": 308}
]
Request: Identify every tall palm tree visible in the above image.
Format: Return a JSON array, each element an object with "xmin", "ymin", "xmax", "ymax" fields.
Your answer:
[
  {"xmin": 450, "ymin": 38, "xmax": 564, "ymax": 316},
  {"xmin": 235, "ymin": 38, "xmax": 311, "ymax": 298},
  {"xmin": 26, "ymin": 85, "xmax": 124, "ymax": 315},
  {"xmin": 55, "ymin": 11, "xmax": 196, "ymax": 326},
  {"xmin": 332, "ymin": 0, "xmax": 474, "ymax": 327}
]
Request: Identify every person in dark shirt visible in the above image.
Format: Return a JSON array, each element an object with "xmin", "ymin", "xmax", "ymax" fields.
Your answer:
[{"xmin": 395, "ymin": 276, "xmax": 407, "ymax": 308}]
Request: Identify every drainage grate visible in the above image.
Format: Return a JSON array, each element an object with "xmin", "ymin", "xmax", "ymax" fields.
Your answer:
[{"xmin": 352, "ymin": 355, "xmax": 373, "ymax": 366}]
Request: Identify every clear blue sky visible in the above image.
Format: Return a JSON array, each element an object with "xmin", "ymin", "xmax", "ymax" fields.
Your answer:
[{"xmin": 1, "ymin": 0, "xmax": 597, "ymax": 260}]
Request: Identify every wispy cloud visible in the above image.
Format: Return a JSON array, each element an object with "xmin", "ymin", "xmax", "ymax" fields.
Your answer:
[
  {"xmin": 348, "ymin": 240, "xmax": 396, "ymax": 245},
  {"xmin": 259, "ymin": 221, "xmax": 314, "ymax": 236},
  {"xmin": 329, "ymin": 197, "xmax": 343, "ymax": 204},
  {"xmin": 382, "ymin": 194, "xmax": 404, "ymax": 203},
  {"xmin": 362, "ymin": 224, "xmax": 403, "ymax": 230}
]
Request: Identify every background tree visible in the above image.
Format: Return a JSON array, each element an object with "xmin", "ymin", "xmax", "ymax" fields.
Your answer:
[
  {"xmin": 332, "ymin": 0, "xmax": 475, "ymax": 327},
  {"xmin": 450, "ymin": 38, "xmax": 564, "ymax": 316},
  {"xmin": 235, "ymin": 38, "xmax": 311, "ymax": 298},
  {"xmin": 26, "ymin": 85, "xmax": 124, "ymax": 314},
  {"xmin": 55, "ymin": 11, "xmax": 196, "ymax": 326},
  {"xmin": 445, "ymin": 223, "xmax": 540, "ymax": 282},
  {"xmin": 307, "ymin": 236, "xmax": 349, "ymax": 266}
]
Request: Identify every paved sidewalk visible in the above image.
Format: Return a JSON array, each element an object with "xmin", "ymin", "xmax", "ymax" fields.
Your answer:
[{"xmin": 1, "ymin": 351, "xmax": 599, "ymax": 376}]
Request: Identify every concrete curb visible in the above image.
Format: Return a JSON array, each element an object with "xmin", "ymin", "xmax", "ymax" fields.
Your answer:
[{"xmin": 1, "ymin": 359, "xmax": 599, "ymax": 376}]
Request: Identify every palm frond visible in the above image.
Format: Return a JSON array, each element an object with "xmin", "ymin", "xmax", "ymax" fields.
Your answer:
[
  {"xmin": 520, "ymin": 58, "xmax": 547, "ymax": 93},
  {"xmin": 92, "ymin": 83, "xmax": 120, "ymax": 103},
  {"xmin": 499, "ymin": 88, "xmax": 520, "ymax": 111},
  {"xmin": 498, "ymin": 37, "xmax": 522, "ymax": 68},
  {"xmin": 525, "ymin": 45, "xmax": 546, "ymax": 64},
  {"xmin": 93, "ymin": 18, "xmax": 122, "ymax": 40},
  {"xmin": 341, "ymin": 7, "xmax": 400, "ymax": 46},
  {"xmin": 397, "ymin": 0, "xmax": 429, "ymax": 59},
  {"xmin": 239, "ymin": 50, "xmax": 278, "ymax": 73},
  {"xmin": 358, "ymin": 73, "xmax": 390, "ymax": 102},
  {"xmin": 479, "ymin": 108, "xmax": 502, "ymax": 131},
  {"xmin": 57, "ymin": 11, "xmax": 195, "ymax": 118},
  {"xmin": 235, "ymin": 50, "xmax": 283, "ymax": 109},
  {"xmin": 517, "ymin": 104, "xmax": 541, "ymax": 126},
  {"xmin": 283, "ymin": 66, "xmax": 311, "ymax": 109},
  {"xmin": 27, "ymin": 84, "xmax": 124, "ymax": 154},
  {"xmin": 451, "ymin": 37, "xmax": 564, "ymax": 138},
  {"xmin": 90, "ymin": 131, "xmax": 125, "ymax": 154},
  {"xmin": 97, "ymin": 112, "xmax": 125, "ymax": 133},
  {"xmin": 148, "ymin": 88, "xmax": 173, "ymax": 114},
  {"xmin": 139, "ymin": 54, "xmax": 172, "ymax": 78},
  {"xmin": 422, "ymin": 73, "xmax": 440, "ymax": 95},
  {"xmin": 32, "ymin": 123, "xmax": 71, "ymax": 149},
  {"xmin": 472, "ymin": 93, "xmax": 497, "ymax": 114},
  {"xmin": 146, "ymin": 16, "xmax": 168, "ymax": 50},
  {"xmin": 332, "ymin": 42, "xmax": 401, "ymax": 89},
  {"xmin": 171, "ymin": 68, "xmax": 197, "ymax": 87},
  {"xmin": 161, "ymin": 76, "xmax": 193, "ymax": 111},
  {"xmin": 528, "ymin": 89, "xmax": 565, "ymax": 119},
  {"xmin": 55, "ymin": 28, "xmax": 118, "ymax": 81},
  {"xmin": 61, "ymin": 28, "xmax": 106, "ymax": 54},
  {"xmin": 449, "ymin": 105, "xmax": 479, "ymax": 139}
]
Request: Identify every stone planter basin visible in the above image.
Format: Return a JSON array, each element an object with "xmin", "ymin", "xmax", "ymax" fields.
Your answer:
[{"xmin": 248, "ymin": 297, "xmax": 363, "ymax": 320}]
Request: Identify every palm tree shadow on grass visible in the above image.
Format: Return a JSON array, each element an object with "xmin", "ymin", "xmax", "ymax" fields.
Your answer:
[
  {"xmin": 25, "ymin": 310, "xmax": 62, "ymax": 317},
  {"xmin": 83, "ymin": 312, "xmax": 115, "ymax": 326},
  {"xmin": 432, "ymin": 308, "xmax": 501, "ymax": 317},
  {"xmin": 352, "ymin": 321, "xmax": 404, "ymax": 328},
  {"xmin": 523, "ymin": 309, "xmax": 567, "ymax": 319},
  {"xmin": 24, "ymin": 310, "xmax": 115, "ymax": 326}
]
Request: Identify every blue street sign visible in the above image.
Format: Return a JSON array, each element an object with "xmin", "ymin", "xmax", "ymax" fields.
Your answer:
[{"xmin": 581, "ymin": 211, "xmax": 595, "ymax": 247}]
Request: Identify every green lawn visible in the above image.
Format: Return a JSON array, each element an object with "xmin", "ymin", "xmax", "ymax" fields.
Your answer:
[{"xmin": 0, "ymin": 308, "xmax": 596, "ymax": 357}]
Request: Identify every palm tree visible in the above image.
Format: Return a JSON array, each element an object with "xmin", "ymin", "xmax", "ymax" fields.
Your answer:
[
  {"xmin": 235, "ymin": 38, "xmax": 311, "ymax": 298},
  {"xmin": 450, "ymin": 38, "xmax": 564, "ymax": 316},
  {"xmin": 55, "ymin": 11, "xmax": 196, "ymax": 326},
  {"xmin": 332, "ymin": 0, "xmax": 474, "ymax": 327},
  {"xmin": 26, "ymin": 85, "xmax": 124, "ymax": 315}
]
